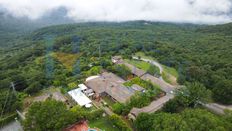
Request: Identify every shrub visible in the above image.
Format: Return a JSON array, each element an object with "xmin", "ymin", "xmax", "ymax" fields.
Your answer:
[{"xmin": 109, "ymin": 114, "xmax": 132, "ymax": 131}]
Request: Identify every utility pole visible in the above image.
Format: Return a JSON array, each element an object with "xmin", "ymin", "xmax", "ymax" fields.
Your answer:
[{"xmin": 11, "ymin": 82, "xmax": 16, "ymax": 94}]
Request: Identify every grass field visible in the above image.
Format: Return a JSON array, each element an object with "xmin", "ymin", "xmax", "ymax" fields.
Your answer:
[
  {"xmin": 52, "ymin": 52, "xmax": 81, "ymax": 71},
  {"xmin": 124, "ymin": 77, "xmax": 161, "ymax": 90},
  {"xmin": 134, "ymin": 52, "xmax": 179, "ymax": 85},
  {"xmin": 89, "ymin": 117, "xmax": 119, "ymax": 131},
  {"xmin": 102, "ymin": 95, "xmax": 115, "ymax": 107},
  {"xmin": 162, "ymin": 65, "xmax": 178, "ymax": 85},
  {"xmin": 163, "ymin": 65, "xmax": 178, "ymax": 78},
  {"xmin": 124, "ymin": 59, "xmax": 160, "ymax": 76},
  {"xmin": 125, "ymin": 59, "xmax": 151, "ymax": 71}
]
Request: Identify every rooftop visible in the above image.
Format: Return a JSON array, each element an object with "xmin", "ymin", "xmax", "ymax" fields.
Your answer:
[
  {"xmin": 123, "ymin": 63, "xmax": 146, "ymax": 77},
  {"xmin": 85, "ymin": 72, "xmax": 135, "ymax": 103},
  {"xmin": 64, "ymin": 121, "xmax": 88, "ymax": 131},
  {"xmin": 68, "ymin": 88, "xmax": 92, "ymax": 107}
]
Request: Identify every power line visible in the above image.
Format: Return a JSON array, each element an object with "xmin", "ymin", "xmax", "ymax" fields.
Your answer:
[
  {"xmin": 0, "ymin": 82, "xmax": 14, "ymax": 129},
  {"xmin": 0, "ymin": 82, "xmax": 18, "ymax": 129}
]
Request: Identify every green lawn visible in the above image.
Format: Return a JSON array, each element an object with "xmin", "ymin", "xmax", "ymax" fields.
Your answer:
[
  {"xmin": 125, "ymin": 59, "xmax": 160, "ymax": 76},
  {"xmin": 102, "ymin": 95, "xmax": 115, "ymax": 107},
  {"xmin": 125, "ymin": 59, "xmax": 150, "ymax": 71},
  {"xmin": 134, "ymin": 52, "xmax": 179, "ymax": 85},
  {"xmin": 163, "ymin": 65, "xmax": 178, "ymax": 78},
  {"xmin": 124, "ymin": 77, "xmax": 161, "ymax": 90},
  {"xmin": 89, "ymin": 117, "xmax": 120, "ymax": 131},
  {"xmin": 135, "ymin": 52, "xmax": 156, "ymax": 60}
]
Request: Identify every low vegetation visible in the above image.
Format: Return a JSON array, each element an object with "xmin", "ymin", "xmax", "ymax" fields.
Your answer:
[
  {"xmin": 52, "ymin": 52, "xmax": 81, "ymax": 71},
  {"xmin": 109, "ymin": 114, "xmax": 132, "ymax": 131},
  {"xmin": 107, "ymin": 64, "xmax": 132, "ymax": 80},
  {"xmin": 89, "ymin": 117, "xmax": 120, "ymax": 131},
  {"xmin": 125, "ymin": 59, "xmax": 160, "ymax": 77},
  {"xmin": 124, "ymin": 77, "xmax": 160, "ymax": 90}
]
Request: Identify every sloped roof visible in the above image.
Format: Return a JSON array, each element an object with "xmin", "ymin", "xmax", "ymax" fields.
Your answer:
[
  {"xmin": 123, "ymin": 63, "xmax": 146, "ymax": 77},
  {"xmin": 85, "ymin": 72, "xmax": 135, "ymax": 103}
]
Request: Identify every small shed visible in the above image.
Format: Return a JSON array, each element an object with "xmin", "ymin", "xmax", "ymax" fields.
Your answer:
[{"xmin": 111, "ymin": 56, "xmax": 123, "ymax": 64}]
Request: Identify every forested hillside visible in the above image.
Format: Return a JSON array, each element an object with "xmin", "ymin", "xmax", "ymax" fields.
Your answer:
[{"xmin": 0, "ymin": 22, "xmax": 232, "ymax": 126}]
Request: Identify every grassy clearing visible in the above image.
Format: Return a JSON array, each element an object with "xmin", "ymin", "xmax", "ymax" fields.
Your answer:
[
  {"xmin": 52, "ymin": 52, "xmax": 81, "ymax": 71},
  {"xmin": 124, "ymin": 77, "xmax": 161, "ymax": 90},
  {"xmin": 125, "ymin": 59, "xmax": 150, "ymax": 71},
  {"xmin": 163, "ymin": 65, "xmax": 178, "ymax": 78},
  {"xmin": 135, "ymin": 52, "xmax": 179, "ymax": 85},
  {"xmin": 162, "ymin": 65, "xmax": 178, "ymax": 85},
  {"xmin": 89, "ymin": 117, "xmax": 120, "ymax": 131},
  {"xmin": 125, "ymin": 59, "xmax": 160, "ymax": 76},
  {"xmin": 102, "ymin": 95, "xmax": 115, "ymax": 107}
]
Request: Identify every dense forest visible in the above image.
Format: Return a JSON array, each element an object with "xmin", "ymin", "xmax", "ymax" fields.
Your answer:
[{"xmin": 0, "ymin": 21, "xmax": 232, "ymax": 129}]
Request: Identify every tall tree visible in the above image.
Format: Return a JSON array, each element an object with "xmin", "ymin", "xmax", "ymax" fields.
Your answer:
[
  {"xmin": 23, "ymin": 99, "xmax": 76, "ymax": 131},
  {"xmin": 177, "ymin": 82, "xmax": 211, "ymax": 107}
]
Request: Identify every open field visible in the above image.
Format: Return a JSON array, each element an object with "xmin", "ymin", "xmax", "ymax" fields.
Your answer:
[
  {"xmin": 52, "ymin": 52, "xmax": 81, "ymax": 71},
  {"xmin": 102, "ymin": 95, "xmax": 116, "ymax": 107},
  {"xmin": 134, "ymin": 52, "xmax": 178, "ymax": 85},
  {"xmin": 125, "ymin": 59, "xmax": 151, "ymax": 71}
]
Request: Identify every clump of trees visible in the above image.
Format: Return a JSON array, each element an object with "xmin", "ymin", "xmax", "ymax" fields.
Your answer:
[
  {"xmin": 147, "ymin": 65, "xmax": 161, "ymax": 77},
  {"xmin": 109, "ymin": 114, "xmax": 132, "ymax": 131},
  {"xmin": 23, "ymin": 99, "xmax": 104, "ymax": 131},
  {"xmin": 23, "ymin": 99, "xmax": 76, "ymax": 131},
  {"xmin": 135, "ymin": 109, "xmax": 232, "ymax": 131},
  {"xmin": 112, "ymin": 90, "xmax": 160, "ymax": 115},
  {"xmin": 163, "ymin": 82, "xmax": 211, "ymax": 113}
]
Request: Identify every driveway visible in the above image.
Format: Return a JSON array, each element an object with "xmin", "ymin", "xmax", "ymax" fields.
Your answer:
[{"xmin": 0, "ymin": 121, "xmax": 23, "ymax": 131}]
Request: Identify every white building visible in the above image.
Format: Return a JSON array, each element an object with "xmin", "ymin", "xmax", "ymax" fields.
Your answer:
[{"xmin": 68, "ymin": 85, "xmax": 92, "ymax": 108}]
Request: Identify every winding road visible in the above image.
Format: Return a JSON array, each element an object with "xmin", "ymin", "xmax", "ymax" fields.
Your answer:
[{"xmin": 131, "ymin": 56, "xmax": 232, "ymax": 115}]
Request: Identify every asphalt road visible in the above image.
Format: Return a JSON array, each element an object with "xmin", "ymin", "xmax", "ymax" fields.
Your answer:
[{"xmin": 133, "ymin": 56, "xmax": 232, "ymax": 115}]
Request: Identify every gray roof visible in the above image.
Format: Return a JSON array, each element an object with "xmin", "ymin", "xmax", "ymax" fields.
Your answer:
[
  {"xmin": 123, "ymin": 63, "xmax": 146, "ymax": 77},
  {"xmin": 85, "ymin": 72, "xmax": 135, "ymax": 103}
]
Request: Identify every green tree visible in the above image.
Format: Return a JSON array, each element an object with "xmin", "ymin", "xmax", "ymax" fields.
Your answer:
[
  {"xmin": 109, "ymin": 114, "xmax": 132, "ymax": 131},
  {"xmin": 213, "ymin": 80, "xmax": 232, "ymax": 104},
  {"xmin": 135, "ymin": 109, "xmax": 231, "ymax": 131},
  {"xmin": 24, "ymin": 81, "xmax": 42, "ymax": 95},
  {"xmin": 134, "ymin": 113, "xmax": 154, "ymax": 131},
  {"xmin": 23, "ymin": 99, "xmax": 76, "ymax": 131}
]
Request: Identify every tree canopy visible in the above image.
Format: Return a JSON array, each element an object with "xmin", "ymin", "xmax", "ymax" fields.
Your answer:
[
  {"xmin": 135, "ymin": 109, "xmax": 232, "ymax": 131},
  {"xmin": 23, "ymin": 99, "xmax": 76, "ymax": 131}
]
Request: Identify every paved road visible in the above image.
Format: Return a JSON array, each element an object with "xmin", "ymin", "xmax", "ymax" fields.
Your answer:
[
  {"xmin": 201, "ymin": 103, "xmax": 232, "ymax": 115},
  {"xmin": 124, "ymin": 58, "xmax": 176, "ymax": 117},
  {"xmin": 141, "ymin": 74, "xmax": 174, "ymax": 93},
  {"xmin": 130, "ymin": 94, "xmax": 174, "ymax": 117},
  {"xmin": 133, "ymin": 56, "xmax": 232, "ymax": 115},
  {"xmin": 132, "ymin": 56, "xmax": 175, "ymax": 93}
]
